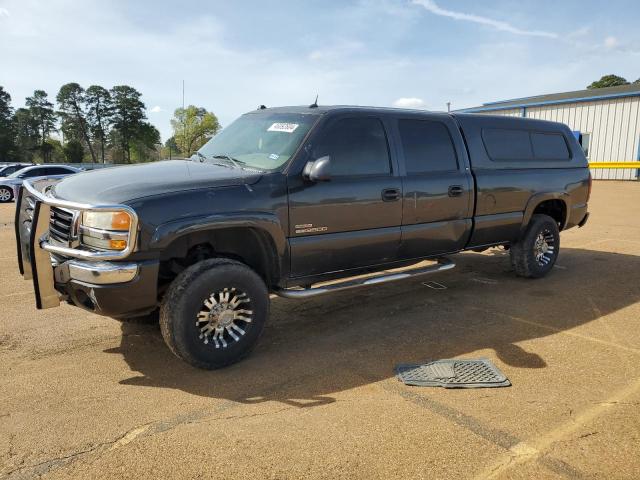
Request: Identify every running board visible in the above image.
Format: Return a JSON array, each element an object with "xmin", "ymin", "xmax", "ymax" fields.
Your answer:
[{"xmin": 275, "ymin": 257, "xmax": 455, "ymax": 299}]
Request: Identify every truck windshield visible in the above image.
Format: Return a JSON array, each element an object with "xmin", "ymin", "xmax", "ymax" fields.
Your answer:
[{"xmin": 197, "ymin": 112, "xmax": 319, "ymax": 171}]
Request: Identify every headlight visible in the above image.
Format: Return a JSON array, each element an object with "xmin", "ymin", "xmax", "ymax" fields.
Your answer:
[{"xmin": 80, "ymin": 211, "xmax": 132, "ymax": 251}]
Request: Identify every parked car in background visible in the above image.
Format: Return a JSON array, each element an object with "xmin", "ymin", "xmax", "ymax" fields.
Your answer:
[
  {"xmin": 0, "ymin": 163, "xmax": 34, "ymax": 177},
  {"xmin": 0, "ymin": 165, "xmax": 80, "ymax": 203}
]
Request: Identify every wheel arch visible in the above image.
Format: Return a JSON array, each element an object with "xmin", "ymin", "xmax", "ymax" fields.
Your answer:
[
  {"xmin": 150, "ymin": 213, "xmax": 287, "ymax": 288},
  {"xmin": 521, "ymin": 192, "xmax": 570, "ymax": 233}
]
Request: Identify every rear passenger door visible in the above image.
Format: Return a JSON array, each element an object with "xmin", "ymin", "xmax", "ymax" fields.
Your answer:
[{"xmin": 395, "ymin": 116, "xmax": 474, "ymax": 259}]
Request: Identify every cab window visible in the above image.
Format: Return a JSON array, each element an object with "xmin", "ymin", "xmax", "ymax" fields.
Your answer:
[{"xmin": 312, "ymin": 117, "xmax": 391, "ymax": 176}]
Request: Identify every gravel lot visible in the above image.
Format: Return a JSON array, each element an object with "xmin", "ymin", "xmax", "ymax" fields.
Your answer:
[{"xmin": 1, "ymin": 181, "xmax": 639, "ymax": 479}]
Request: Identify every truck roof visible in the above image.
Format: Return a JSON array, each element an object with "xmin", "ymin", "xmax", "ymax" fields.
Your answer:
[
  {"xmin": 247, "ymin": 105, "xmax": 453, "ymax": 116},
  {"xmin": 249, "ymin": 106, "xmax": 569, "ymax": 129}
]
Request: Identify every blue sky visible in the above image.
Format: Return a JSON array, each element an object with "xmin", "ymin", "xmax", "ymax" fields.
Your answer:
[{"xmin": 1, "ymin": 0, "xmax": 639, "ymax": 141}]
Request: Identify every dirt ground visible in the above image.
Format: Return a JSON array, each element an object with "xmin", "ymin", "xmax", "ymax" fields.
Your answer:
[{"xmin": 1, "ymin": 181, "xmax": 639, "ymax": 479}]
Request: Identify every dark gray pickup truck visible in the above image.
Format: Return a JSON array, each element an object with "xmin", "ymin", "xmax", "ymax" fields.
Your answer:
[{"xmin": 15, "ymin": 105, "xmax": 590, "ymax": 369}]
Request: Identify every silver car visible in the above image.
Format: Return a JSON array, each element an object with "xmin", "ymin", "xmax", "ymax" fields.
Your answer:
[
  {"xmin": 0, "ymin": 163, "xmax": 34, "ymax": 177},
  {"xmin": 0, "ymin": 165, "xmax": 81, "ymax": 203}
]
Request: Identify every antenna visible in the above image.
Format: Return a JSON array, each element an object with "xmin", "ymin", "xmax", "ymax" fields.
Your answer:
[{"xmin": 309, "ymin": 94, "xmax": 318, "ymax": 108}]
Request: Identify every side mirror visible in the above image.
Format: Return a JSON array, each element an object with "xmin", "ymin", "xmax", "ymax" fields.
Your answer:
[{"xmin": 303, "ymin": 155, "xmax": 331, "ymax": 182}]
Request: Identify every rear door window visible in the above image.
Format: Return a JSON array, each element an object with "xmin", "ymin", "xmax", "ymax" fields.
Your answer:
[
  {"xmin": 398, "ymin": 119, "xmax": 458, "ymax": 173},
  {"xmin": 531, "ymin": 132, "xmax": 570, "ymax": 159},
  {"xmin": 312, "ymin": 117, "xmax": 391, "ymax": 176}
]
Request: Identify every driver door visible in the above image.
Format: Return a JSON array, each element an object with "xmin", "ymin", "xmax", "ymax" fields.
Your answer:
[{"xmin": 287, "ymin": 115, "xmax": 402, "ymax": 278}]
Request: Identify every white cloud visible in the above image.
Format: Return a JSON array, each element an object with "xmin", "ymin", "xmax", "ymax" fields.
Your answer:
[
  {"xmin": 392, "ymin": 97, "xmax": 426, "ymax": 109},
  {"xmin": 149, "ymin": 105, "xmax": 162, "ymax": 113},
  {"xmin": 567, "ymin": 26, "xmax": 590, "ymax": 39},
  {"xmin": 412, "ymin": 0, "xmax": 558, "ymax": 38},
  {"xmin": 604, "ymin": 36, "xmax": 619, "ymax": 49},
  {"xmin": 0, "ymin": 7, "xmax": 9, "ymax": 17}
]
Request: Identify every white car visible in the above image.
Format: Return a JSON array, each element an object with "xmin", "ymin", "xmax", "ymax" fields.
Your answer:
[{"xmin": 0, "ymin": 165, "xmax": 81, "ymax": 203}]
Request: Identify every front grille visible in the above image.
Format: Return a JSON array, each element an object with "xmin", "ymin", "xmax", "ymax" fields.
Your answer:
[{"xmin": 49, "ymin": 207, "xmax": 74, "ymax": 243}]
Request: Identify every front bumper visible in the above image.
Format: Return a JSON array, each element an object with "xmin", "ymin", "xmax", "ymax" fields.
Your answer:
[
  {"xmin": 56, "ymin": 260, "xmax": 159, "ymax": 318},
  {"xmin": 15, "ymin": 181, "xmax": 158, "ymax": 317}
]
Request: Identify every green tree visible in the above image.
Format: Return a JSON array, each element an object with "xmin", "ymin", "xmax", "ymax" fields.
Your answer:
[
  {"xmin": 163, "ymin": 136, "xmax": 181, "ymax": 159},
  {"xmin": 634, "ymin": 78, "xmax": 640, "ymax": 84},
  {"xmin": 47, "ymin": 138, "xmax": 66, "ymax": 163},
  {"xmin": 165, "ymin": 136, "xmax": 180, "ymax": 152},
  {"xmin": 0, "ymin": 86, "xmax": 17, "ymax": 162},
  {"xmin": 12, "ymin": 108, "xmax": 39, "ymax": 162},
  {"xmin": 109, "ymin": 85, "xmax": 146, "ymax": 163},
  {"xmin": 56, "ymin": 83, "xmax": 97, "ymax": 163},
  {"xmin": 85, "ymin": 85, "xmax": 113, "ymax": 163},
  {"xmin": 171, "ymin": 105, "xmax": 220, "ymax": 157},
  {"xmin": 587, "ymin": 74, "xmax": 630, "ymax": 89},
  {"xmin": 130, "ymin": 123, "xmax": 161, "ymax": 163},
  {"xmin": 63, "ymin": 138, "xmax": 85, "ymax": 163},
  {"xmin": 25, "ymin": 90, "xmax": 56, "ymax": 162}
]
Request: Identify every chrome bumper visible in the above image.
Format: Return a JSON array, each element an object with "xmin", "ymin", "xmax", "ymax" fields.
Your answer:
[{"xmin": 54, "ymin": 260, "xmax": 139, "ymax": 285}]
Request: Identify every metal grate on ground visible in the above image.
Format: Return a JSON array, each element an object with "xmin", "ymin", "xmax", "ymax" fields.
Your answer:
[{"xmin": 396, "ymin": 359, "xmax": 511, "ymax": 388}]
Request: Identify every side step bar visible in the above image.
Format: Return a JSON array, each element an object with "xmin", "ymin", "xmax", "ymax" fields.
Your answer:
[{"xmin": 275, "ymin": 257, "xmax": 455, "ymax": 299}]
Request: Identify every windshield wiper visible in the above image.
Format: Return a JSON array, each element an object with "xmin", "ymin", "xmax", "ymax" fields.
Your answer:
[{"xmin": 211, "ymin": 154, "xmax": 246, "ymax": 169}]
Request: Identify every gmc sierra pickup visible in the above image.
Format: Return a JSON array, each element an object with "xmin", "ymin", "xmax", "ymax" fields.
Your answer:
[{"xmin": 15, "ymin": 105, "xmax": 591, "ymax": 369}]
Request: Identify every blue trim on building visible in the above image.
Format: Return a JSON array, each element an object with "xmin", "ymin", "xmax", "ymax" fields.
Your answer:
[
  {"xmin": 521, "ymin": 107, "xmax": 526, "ymax": 117},
  {"xmin": 457, "ymin": 90, "xmax": 640, "ymax": 113}
]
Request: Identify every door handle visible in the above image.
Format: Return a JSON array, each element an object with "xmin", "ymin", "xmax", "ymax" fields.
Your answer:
[
  {"xmin": 381, "ymin": 188, "xmax": 400, "ymax": 202},
  {"xmin": 448, "ymin": 185, "xmax": 464, "ymax": 197}
]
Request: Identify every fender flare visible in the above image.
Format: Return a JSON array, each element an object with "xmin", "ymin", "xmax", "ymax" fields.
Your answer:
[
  {"xmin": 149, "ymin": 212, "xmax": 288, "ymax": 278},
  {"xmin": 521, "ymin": 192, "xmax": 571, "ymax": 233}
]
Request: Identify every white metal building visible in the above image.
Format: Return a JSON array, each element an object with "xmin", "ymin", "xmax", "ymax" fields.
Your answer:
[{"xmin": 459, "ymin": 84, "xmax": 640, "ymax": 180}]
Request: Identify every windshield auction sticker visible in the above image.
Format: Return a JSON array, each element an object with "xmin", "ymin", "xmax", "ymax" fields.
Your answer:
[{"xmin": 267, "ymin": 122, "xmax": 299, "ymax": 133}]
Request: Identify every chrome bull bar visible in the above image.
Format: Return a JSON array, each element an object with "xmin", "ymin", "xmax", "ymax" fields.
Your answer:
[
  {"xmin": 15, "ymin": 183, "xmax": 60, "ymax": 308},
  {"xmin": 15, "ymin": 179, "xmax": 139, "ymax": 310}
]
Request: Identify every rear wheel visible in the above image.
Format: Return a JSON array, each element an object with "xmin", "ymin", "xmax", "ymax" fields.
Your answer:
[
  {"xmin": 510, "ymin": 214, "xmax": 560, "ymax": 278},
  {"xmin": 159, "ymin": 258, "xmax": 269, "ymax": 369},
  {"xmin": 0, "ymin": 187, "xmax": 12, "ymax": 203}
]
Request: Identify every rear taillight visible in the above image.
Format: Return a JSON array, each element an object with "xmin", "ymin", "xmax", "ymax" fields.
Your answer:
[{"xmin": 587, "ymin": 172, "xmax": 592, "ymax": 202}]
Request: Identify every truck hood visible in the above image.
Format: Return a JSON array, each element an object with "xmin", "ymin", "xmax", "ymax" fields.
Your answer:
[{"xmin": 51, "ymin": 160, "xmax": 263, "ymax": 204}]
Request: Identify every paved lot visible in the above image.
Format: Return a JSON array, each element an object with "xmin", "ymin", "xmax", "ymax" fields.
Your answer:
[{"xmin": 1, "ymin": 181, "xmax": 639, "ymax": 479}]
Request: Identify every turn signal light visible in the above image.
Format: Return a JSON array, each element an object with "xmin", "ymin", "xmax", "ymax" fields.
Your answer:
[{"xmin": 109, "ymin": 239, "xmax": 127, "ymax": 250}]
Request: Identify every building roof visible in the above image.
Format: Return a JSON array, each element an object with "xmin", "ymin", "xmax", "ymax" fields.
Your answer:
[{"xmin": 459, "ymin": 83, "xmax": 640, "ymax": 113}]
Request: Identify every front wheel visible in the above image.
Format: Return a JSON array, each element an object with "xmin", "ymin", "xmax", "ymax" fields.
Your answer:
[
  {"xmin": 0, "ymin": 187, "xmax": 13, "ymax": 203},
  {"xmin": 510, "ymin": 214, "xmax": 560, "ymax": 278},
  {"xmin": 159, "ymin": 258, "xmax": 269, "ymax": 369}
]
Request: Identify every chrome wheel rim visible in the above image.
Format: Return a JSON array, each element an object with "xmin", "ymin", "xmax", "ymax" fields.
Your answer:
[
  {"xmin": 0, "ymin": 189, "xmax": 10, "ymax": 201},
  {"xmin": 196, "ymin": 287, "xmax": 253, "ymax": 348},
  {"xmin": 533, "ymin": 228, "xmax": 555, "ymax": 267}
]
